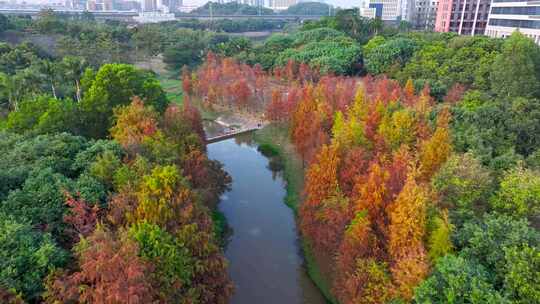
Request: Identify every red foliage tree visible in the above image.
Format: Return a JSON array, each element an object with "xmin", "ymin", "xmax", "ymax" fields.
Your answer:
[
  {"xmin": 338, "ymin": 147, "xmax": 370, "ymax": 197},
  {"xmin": 232, "ymin": 78, "xmax": 251, "ymax": 109},
  {"xmin": 182, "ymin": 65, "xmax": 193, "ymax": 95},
  {"xmin": 300, "ymin": 144, "xmax": 347, "ymax": 251},
  {"xmin": 110, "ymin": 97, "xmax": 159, "ymax": 152},
  {"xmin": 291, "ymin": 87, "xmax": 329, "ymax": 164},
  {"xmin": 64, "ymin": 192, "xmax": 99, "ymax": 244},
  {"xmin": 183, "ymin": 97, "xmax": 206, "ymax": 141},
  {"xmin": 285, "ymin": 60, "xmax": 297, "ymax": 81},
  {"xmin": 266, "ymin": 90, "xmax": 286, "ymax": 122},
  {"xmin": 46, "ymin": 228, "xmax": 157, "ymax": 304},
  {"xmin": 444, "ymin": 83, "xmax": 467, "ymax": 103},
  {"xmin": 182, "ymin": 150, "xmax": 210, "ymax": 189}
]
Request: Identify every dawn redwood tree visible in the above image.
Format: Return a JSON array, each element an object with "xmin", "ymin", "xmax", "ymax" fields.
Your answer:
[
  {"xmin": 387, "ymin": 175, "xmax": 429, "ymax": 300},
  {"xmin": 63, "ymin": 192, "xmax": 99, "ymax": 244},
  {"xmin": 45, "ymin": 227, "xmax": 157, "ymax": 304},
  {"xmin": 182, "ymin": 65, "xmax": 193, "ymax": 95},
  {"xmin": 110, "ymin": 97, "xmax": 159, "ymax": 153},
  {"xmin": 300, "ymin": 144, "xmax": 344, "ymax": 251},
  {"xmin": 232, "ymin": 78, "xmax": 251, "ymax": 109},
  {"xmin": 418, "ymin": 108, "xmax": 452, "ymax": 180}
]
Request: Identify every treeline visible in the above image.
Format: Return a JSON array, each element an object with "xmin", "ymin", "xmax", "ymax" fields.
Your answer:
[
  {"xmin": 186, "ymin": 29, "xmax": 540, "ymax": 303},
  {"xmin": 0, "ymin": 11, "xmax": 292, "ymax": 73},
  {"xmin": 0, "ymin": 49, "xmax": 233, "ymax": 303},
  {"xmin": 219, "ymin": 10, "xmax": 413, "ymax": 75},
  {"xmin": 188, "ymin": 1, "xmax": 332, "ymax": 16}
]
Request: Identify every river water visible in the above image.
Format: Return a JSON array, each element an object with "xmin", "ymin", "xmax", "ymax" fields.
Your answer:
[{"xmin": 207, "ymin": 135, "xmax": 327, "ymax": 304}]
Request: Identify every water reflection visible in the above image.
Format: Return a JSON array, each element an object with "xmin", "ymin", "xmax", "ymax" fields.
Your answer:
[{"xmin": 207, "ymin": 135, "xmax": 327, "ymax": 304}]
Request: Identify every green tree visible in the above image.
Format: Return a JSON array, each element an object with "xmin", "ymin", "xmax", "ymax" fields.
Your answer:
[
  {"xmin": 427, "ymin": 212, "xmax": 454, "ymax": 261},
  {"xmin": 0, "ymin": 168, "xmax": 72, "ymax": 237},
  {"xmin": 133, "ymin": 25, "xmax": 164, "ymax": 60},
  {"xmin": 162, "ymin": 29, "xmax": 209, "ymax": 70},
  {"xmin": 455, "ymin": 213, "xmax": 539, "ymax": 283},
  {"xmin": 451, "ymin": 90, "xmax": 523, "ymax": 170},
  {"xmin": 490, "ymin": 31, "xmax": 540, "ymax": 99},
  {"xmin": 503, "ymin": 244, "xmax": 540, "ymax": 304},
  {"xmin": 0, "ymin": 215, "xmax": 66, "ymax": 301},
  {"xmin": 129, "ymin": 221, "xmax": 195, "ymax": 299},
  {"xmin": 364, "ymin": 38, "xmax": 418, "ymax": 75},
  {"xmin": 414, "ymin": 255, "xmax": 506, "ymax": 303},
  {"xmin": 79, "ymin": 64, "xmax": 167, "ymax": 138},
  {"xmin": 33, "ymin": 9, "xmax": 64, "ymax": 34},
  {"xmin": 432, "ymin": 153, "xmax": 493, "ymax": 226},
  {"xmin": 61, "ymin": 56, "xmax": 88, "ymax": 102},
  {"xmin": 0, "ymin": 14, "xmax": 9, "ymax": 33},
  {"xmin": 89, "ymin": 150, "xmax": 122, "ymax": 190},
  {"xmin": 490, "ymin": 166, "xmax": 540, "ymax": 218},
  {"xmin": 35, "ymin": 60, "xmax": 59, "ymax": 99},
  {"xmin": 0, "ymin": 72, "xmax": 21, "ymax": 110},
  {"xmin": 284, "ymin": 2, "xmax": 332, "ymax": 15},
  {"xmin": 4, "ymin": 95, "xmax": 77, "ymax": 135}
]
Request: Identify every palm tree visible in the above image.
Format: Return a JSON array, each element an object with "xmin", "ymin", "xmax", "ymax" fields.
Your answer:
[
  {"xmin": 370, "ymin": 17, "xmax": 384, "ymax": 36},
  {"xmin": 62, "ymin": 56, "xmax": 87, "ymax": 102},
  {"xmin": 36, "ymin": 60, "xmax": 58, "ymax": 99},
  {"xmin": 0, "ymin": 72, "xmax": 22, "ymax": 111}
]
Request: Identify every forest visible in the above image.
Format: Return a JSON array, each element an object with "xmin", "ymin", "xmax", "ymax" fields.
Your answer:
[
  {"xmin": 0, "ymin": 6, "xmax": 539, "ymax": 304},
  {"xmin": 183, "ymin": 15, "xmax": 540, "ymax": 304},
  {"xmin": 0, "ymin": 12, "xmax": 236, "ymax": 304}
]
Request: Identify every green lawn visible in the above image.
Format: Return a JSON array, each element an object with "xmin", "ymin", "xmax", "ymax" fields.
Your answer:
[
  {"xmin": 158, "ymin": 75, "xmax": 222, "ymax": 121},
  {"xmin": 158, "ymin": 75, "xmax": 184, "ymax": 106}
]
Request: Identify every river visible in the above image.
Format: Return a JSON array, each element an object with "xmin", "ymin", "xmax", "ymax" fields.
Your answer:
[{"xmin": 207, "ymin": 135, "xmax": 327, "ymax": 304}]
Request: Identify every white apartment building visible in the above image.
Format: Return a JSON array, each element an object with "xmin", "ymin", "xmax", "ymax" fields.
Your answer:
[
  {"xmin": 485, "ymin": 0, "xmax": 540, "ymax": 44},
  {"xmin": 217, "ymin": 0, "xmax": 296, "ymax": 10},
  {"xmin": 415, "ymin": 0, "xmax": 438, "ymax": 29},
  {"xmin": 360, "ymin": 0, "xmax": 415, "ymax": 22},
  {"xmin": 268, "ymin": 0, "xmax": 297, "ymax": 10}
]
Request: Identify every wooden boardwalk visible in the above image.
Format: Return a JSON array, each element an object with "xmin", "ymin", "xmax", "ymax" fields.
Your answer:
[{"xmin": 205, "ymin": 127, "xmax": 262, "ymax": 144}]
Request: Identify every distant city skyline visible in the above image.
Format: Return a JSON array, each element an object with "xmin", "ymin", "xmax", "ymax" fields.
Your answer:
[
  {"xmin": 13, "ymin": 0, "xmax": 357, "ymax": 9},
  {"xmin": 165, "ymin": 0, "xmax": 356, "ymax": 8}
]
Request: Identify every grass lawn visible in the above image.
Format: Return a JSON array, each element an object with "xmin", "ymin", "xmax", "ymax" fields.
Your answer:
[
  {"xmin": 158, "ymin": 75, "xmax": 184, "ymax": 106},
  {"xmin": 253, "ymin": 124, "xmax": 337, "ymax": 304},
  {"xmin": 158, "ymin": 75, "xmax": 220, "ymax": 121}
]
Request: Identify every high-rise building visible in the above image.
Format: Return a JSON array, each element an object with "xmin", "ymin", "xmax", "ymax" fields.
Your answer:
[
  {"xmin": 103, "ymin": 0, "xmax": 112, "ymax": 10},
  {"xmin": 116, "ymin": 0, "xmax": 141, "ymax": 11},
  {"xmin": 268, "ymin": 0, "xmax": 297, "ymax": 10},
  {"xmin": 434, "ymin": 0, "xmax": 491, "ymax": 35},
  {"xmin": 485, "ymin": 0, "xmax": 540, "ymax": 44},
  {"xmin": 86, "ymin": 0, "xmax": 97, "ymax": 10},
  {"xmin": 161, "ymin": 0, "xmax": 181, "ymax": 11},
  {"xmin": 86, "ymin": 0, "xmax": 111, "ymax": 10},
  {"xmin": 360, "ymin": 0, "xmax": 416, "ymax": 22},
  {"xmin": 65, "ymin": 0, "xmax": 87, "ymax": 9},
  {"xmin": 141, "ymin": 0, "xmax": 156, "ymax": 11},
  {"xmin": 241, "ymin": 0, "xmax": 265, "ymax": 6},
  {"xmin": 415, "ymin": 0, "xmax": 438, "ymax": 30}
]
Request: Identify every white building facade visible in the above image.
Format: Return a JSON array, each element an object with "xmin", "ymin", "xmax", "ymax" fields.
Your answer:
[
  {"xmin": 268, "ymin": 0, "xmax": 297, "ymax": 10},
  {"xmin": 360, "ymin": 0, "xmax": 416, "ymax": 22},
  {"xmin": 414, "ymin": 0, "xmax": 438, "ymax": 29},
  {"xmin": 485, "ymin": 0, "xmax": 540, "ymax": 44}
]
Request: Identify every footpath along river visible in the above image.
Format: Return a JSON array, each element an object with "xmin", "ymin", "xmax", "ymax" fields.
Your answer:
[{"xmin": 207, "ymin": 135, "xmax": 327, "ymax": 304}]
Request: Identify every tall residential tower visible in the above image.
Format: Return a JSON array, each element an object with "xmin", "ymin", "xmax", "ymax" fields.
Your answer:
[
  {"xmin": 434, "ymin": 0, "xmax": 491, "ymax": 35},
  {"xmin": 485, "ymin": 0, "xmax": 540, "ymax": 44},
  {"xmin": 360, "ymin": 0, "xmax": 416, "ymax": 22}
]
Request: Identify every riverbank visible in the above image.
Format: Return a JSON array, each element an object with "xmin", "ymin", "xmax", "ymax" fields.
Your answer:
[
  {"xmin": 253, "ymin": 124, "xmax": 338, "ymax": 304},
  {"xmin": 159, "ymin": 71, "xmax": 336, "ymax": 302}
]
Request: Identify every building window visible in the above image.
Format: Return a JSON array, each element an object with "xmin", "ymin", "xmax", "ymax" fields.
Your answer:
[
  {"xmin": 490, "ymin": 6, "xmax": 540, "ymax": 16},
  {"xmin": 489, "ymin": 18, "xmax": 540, "ymax": 29}
]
